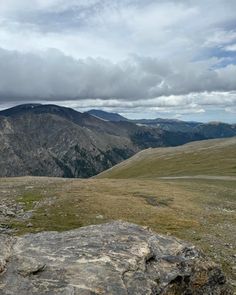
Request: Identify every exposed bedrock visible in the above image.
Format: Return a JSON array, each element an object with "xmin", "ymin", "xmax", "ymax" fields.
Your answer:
[{"xmin": 0, "ymin": 221, "xmax": 233, "ymax": 294}]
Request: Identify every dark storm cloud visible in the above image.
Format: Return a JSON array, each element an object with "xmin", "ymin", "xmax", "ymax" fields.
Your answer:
[
  {"xmin": 0, "ymin": 49, "xmax": 236, "ymax": 103},
  {"xmin": 0, "ymin": 0, "xmax": 236, "ymax": 119}
]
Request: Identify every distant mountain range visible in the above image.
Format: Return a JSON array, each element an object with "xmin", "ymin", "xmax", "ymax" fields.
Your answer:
[
  {"xmin": 87, "ymin": 109, "xmax": 236, "ymax": 134},
  {"xmin": 0, "ymin": 104, "xmax": 235, "ymax": 178}
]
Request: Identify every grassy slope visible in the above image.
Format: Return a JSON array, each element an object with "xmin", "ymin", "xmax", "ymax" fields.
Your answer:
[
  {"xmin": 0, "ymin": 138, "xmax": 235, "ymax": 287},
  {"xmin": 97, "ymin": 137, "xmax": 236, "ymax": 178}
]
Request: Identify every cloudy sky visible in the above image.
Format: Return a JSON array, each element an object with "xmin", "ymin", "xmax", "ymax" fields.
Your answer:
[{"xmin": 0, "ymin": 0, "xmax": 236, "ymax": 122}]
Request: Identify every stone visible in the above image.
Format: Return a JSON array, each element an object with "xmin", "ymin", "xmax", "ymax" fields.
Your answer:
[
  {"xmin": 0, "ymin": 205, "xmax": 8, "ymax": 215},
  {"xmin": 96, "ymin": 214, "xmax": 104, "ymax": 219},
  {"xmin": 5, "ymin": 210, "xmax": 16, "ymax": 217},
  {"xmin": 0, "ymin": 221, "xmax": 233, "ymax": 294},
  {"xmin": 0, "ymin": 234, "xmax": 15, "ymax": 274},
  {"xmin": 0, "ymin": 224, "xmax": 13, "ymax": 234}
]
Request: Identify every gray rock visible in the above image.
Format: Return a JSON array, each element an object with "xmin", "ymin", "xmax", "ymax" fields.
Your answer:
[
  {"xmin": 0, "ymin": 234, "xmax": 15, "ymax": 273},
  {"xmin": 0, "ymin": 202, "xmax": 25, "ymax": 220},
  {"xmin": 0, "ymin": 205, "xmax": 8, "ymax": 216},
  {"xmin": 0, "ymin": 224, "xmax": 14, "ymax": 234},
  {"xmin": 0, "ymin": 221, "xmax": 233, "ymax": 294},
  {"xmin": 5, "ymin": 210, "xmax": 16, "ymax": 217}
]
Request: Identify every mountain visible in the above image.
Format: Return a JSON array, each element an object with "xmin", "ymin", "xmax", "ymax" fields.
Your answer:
[
  {"xmin": 0, "ymin": 105, "xmax": 135, "ymax": 178},
  {"xmin": 194, "ymin": 121, "xmax": 236, "ymax": 138},
  {"xmin": 98, "ymin": 137, "xmax": 236, "ymax": 179},
  {"xmin": 0, "ymin": 104, "xmax": 197, "ymax": 178},
  {"xmin": 87, "ymin": 109, "xmax": 128, "ymax": 122},
  {"xmin": 86, "ymin": 109, "xmax": 236, "ymax": 135},
  {"xmin": 133, "ymin": 118, "xmax": 201, "ymax": 132},
  {"xmin": 86, "ymin": 109, "xmax": 199, "ymax": 131},
  {"xmin": 0, "ymin": 104, "xmax": 236, "ymax": 178}
]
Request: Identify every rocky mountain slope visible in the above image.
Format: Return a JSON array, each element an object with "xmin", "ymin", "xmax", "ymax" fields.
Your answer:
[
  {"xmin": 0, "ymin": 221, "xmax": 232, "ymax": 294},
  {"xmin": 0, "ymin": 104, "xmax": 163, "ymax": 178},
  {"xmin": 0, "ymin": 104, "xmax": 236, "ymax": 178}
]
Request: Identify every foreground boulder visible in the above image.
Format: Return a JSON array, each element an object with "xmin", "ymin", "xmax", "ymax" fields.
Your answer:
[{"xmin": 0, "ymin": 221, "xmax": 232, "ymax": 294}]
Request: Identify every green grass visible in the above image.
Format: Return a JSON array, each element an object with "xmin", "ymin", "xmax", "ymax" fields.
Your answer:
[
  {"xmin": 98, "ymin": 137, "xmax": 236, "ymax": 179},
  {"xmin": 17, "ymin": 191, "xmax": 44, "ymax": 210}
]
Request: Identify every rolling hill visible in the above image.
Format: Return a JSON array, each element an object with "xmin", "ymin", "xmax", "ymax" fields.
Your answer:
[{"xmin": 98, "ymin": 137, "xmax": 236, "ymax": 178}]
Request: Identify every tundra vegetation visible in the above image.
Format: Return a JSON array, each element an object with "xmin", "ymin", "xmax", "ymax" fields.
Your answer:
[{"xmin": 0, "ymin": 138, "xmax": 235, "ymax": 290}]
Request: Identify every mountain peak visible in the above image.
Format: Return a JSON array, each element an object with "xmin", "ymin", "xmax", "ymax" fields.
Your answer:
[{"xmin": 0, "ymin": 103, "xmax": 83, "ymax": 118}]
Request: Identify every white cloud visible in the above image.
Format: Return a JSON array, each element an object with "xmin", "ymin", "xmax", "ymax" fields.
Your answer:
[
  {"xmin": 204, "ymin": 31, "xmax": 236, "ymax": 47},
  {"xmin": 225, "ymin": 106, "xmax": 236, "ymax": 114},
  {"xmin": 0, "ymin": 0, "xmax": 235, "ymax": 60},
  {"xmin": 224, "ymin": 44, "xmax": 236, "ymax": 52},
  {"xmin": 0, "ymin": 0, "xmax": 235, "ymax": 121},
  {"xmin": 0, "ymin": 48, "xmax": 236, "ymax": 103}
]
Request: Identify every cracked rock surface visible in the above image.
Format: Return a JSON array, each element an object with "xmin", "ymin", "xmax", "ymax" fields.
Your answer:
[{"xmin": 0, "ymin": 221, "xmax": 233, "ymax": 294}]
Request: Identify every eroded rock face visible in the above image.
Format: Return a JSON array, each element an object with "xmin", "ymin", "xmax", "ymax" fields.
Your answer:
[{"xmin": 0, "ymin": 222, "xmax": 233, "ymax": 294}]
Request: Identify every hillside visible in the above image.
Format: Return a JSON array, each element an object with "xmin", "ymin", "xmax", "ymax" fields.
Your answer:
[
  {"xmin": 0, "ymin": 104, "xmax": 236, "ymax": 178},
  {"xmin": 0, "ymin": 111, "xmax": 136, "ymax": 178},
  {"xmin": 98, "ymin": 137, "xmax": 236, "ymax": 178},
  {"xmin": 0, "ymin": 175, "xmax": 235, "ymax": 289},
  {"xmin": 0, "ymin": 104, "xmax": 183, "ymax": 178},
  {"xmin": 1, "ymin": 136, "xmax": 236, "ymax": 289}
]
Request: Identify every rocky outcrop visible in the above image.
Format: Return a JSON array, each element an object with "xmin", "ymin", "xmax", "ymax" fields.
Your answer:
[{"xmin": 0, "ymin": 221, "xmax": 232, "ymax": 294}]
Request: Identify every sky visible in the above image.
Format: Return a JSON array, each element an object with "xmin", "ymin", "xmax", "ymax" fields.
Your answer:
[{"xmin": 0, "ymin": 0, "xmax": 236, "ymax": 122}]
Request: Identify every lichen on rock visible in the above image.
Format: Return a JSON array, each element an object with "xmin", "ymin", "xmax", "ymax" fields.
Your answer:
[{"xmin": 0, "ymin": 221, "xmax": 233, "ymax": 294}]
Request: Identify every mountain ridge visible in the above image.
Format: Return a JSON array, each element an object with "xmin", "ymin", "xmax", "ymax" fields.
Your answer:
[
  {"xmin": 85, "ymin": 109, "xmax": 236, "ymax": 134},
  {"xmin": 0, "ymin": 104, "xmax": 236, "ymax": 178},
  {"xmin": 87, "ymin": 109, "xmax": 128, "ymax": 122}
]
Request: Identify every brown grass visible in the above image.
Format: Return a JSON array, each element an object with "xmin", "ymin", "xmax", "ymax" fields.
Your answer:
[{"xmin": 0, "ymin": 173, "xmax": 235, "ymax": 287}]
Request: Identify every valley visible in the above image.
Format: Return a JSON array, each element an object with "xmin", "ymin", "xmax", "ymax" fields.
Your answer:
[
  {"xmin": 0, "ymin": 116, "xmax": 236, "ymax": 288},
  {"xmin": 0, "ymin": 104, "xmax": 236, "ymax": 179}
]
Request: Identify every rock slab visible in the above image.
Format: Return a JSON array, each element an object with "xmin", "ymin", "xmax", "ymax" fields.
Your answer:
[{"xmin": 0, "ymin": 221, "xmax": 233, "ymax": 294}]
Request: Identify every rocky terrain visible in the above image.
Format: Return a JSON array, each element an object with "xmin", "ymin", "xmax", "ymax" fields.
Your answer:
[
  {"xmin": 0, "ymin": 104, "xmax": 195, "ymax": 178},
  {"xmin": 0, "ymin": 104, "xmax": 236, "ymax": 178},
  {"xmin": 0, "ymin": 175, "xmax": 235, "ymax": 292},
  {"xmin": 0, "ymin": 221, "xmax": 233, "ymax": 294}
]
